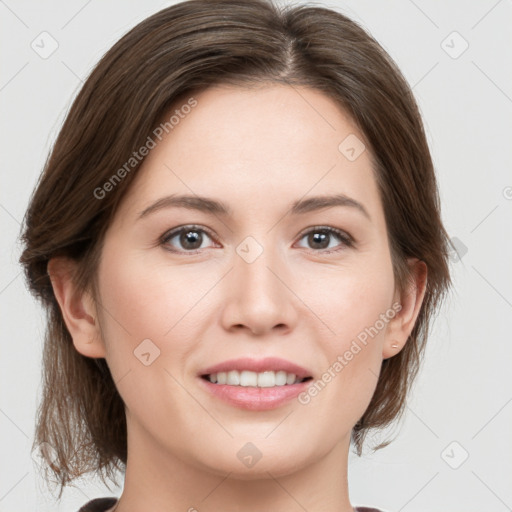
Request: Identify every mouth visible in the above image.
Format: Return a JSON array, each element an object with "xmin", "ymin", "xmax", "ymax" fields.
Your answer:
[
  {"xmin": 201, "ymin": 370, "xmax": 313, "ymax": 387},
  {"xmin": 197, "ymin": 357, "xmax": 314, "ymax": 410}
]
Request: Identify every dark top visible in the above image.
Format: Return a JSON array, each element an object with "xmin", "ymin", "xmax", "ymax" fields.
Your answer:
[
  {"xmin": 78, "ymin": 497, "xmax": 387, "ymax": 512},
  {"xmin": 78, "ymin": 498, "xmax": 117, "ymax": 511}
]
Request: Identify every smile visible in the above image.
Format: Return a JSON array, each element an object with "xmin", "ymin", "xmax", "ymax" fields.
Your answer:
[{"xmin": 203, "ymin": 370, "xmax": 312, "ymax": 387}]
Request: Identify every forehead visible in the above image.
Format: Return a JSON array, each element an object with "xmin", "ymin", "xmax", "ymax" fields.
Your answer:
[
  {"xmin": 114, "ymin": 84, "xmax": 381, "ymax": 223},
  {"xmin": 158, "ymin": 84, "xmax": 365, "ymax": 167}
]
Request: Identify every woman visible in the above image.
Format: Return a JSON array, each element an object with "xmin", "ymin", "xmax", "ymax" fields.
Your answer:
[{"xmin": 19, "ymin": 0, "xmax": 451, "ymax": 510}]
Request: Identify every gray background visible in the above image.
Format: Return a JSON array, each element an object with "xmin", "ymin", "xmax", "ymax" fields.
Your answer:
[{"xmin": 1, "ymin": 0, "xmax": 511, "ymax": 511}]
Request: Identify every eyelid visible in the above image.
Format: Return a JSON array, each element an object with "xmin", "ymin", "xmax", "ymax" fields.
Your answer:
[
  {"xmin": 159, "ymin": 224, "xmax": 219, "ymax": 249},
  {"xmin": 159, "ymin": 224, "xmax": 354, "ymax": 254},
  {"xmin": 297, "ymin": 225, "xmax": 354, "ymax": 243},
  {"xmin": 294, "ymin": 225, "xmax": 354, "ymax": 253}
]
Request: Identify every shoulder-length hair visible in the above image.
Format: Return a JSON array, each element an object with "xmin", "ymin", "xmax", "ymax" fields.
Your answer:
[{"xmin": 19, "ymin": 0, "xmax": 451, "ymax": 497}]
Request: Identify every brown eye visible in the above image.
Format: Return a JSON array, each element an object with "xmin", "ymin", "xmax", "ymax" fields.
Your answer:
[
  {"xmin": 161, "ymin": 225, "xmax": 216, "ymax": 253},
  {"xmin": 296, "ymin": 226, "xmax": 353, "ymax": 253}
]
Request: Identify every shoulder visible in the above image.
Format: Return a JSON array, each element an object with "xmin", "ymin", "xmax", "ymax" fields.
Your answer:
[
  {"xmin": 76, "ymin": 498, "xmax": 387, "ymax": 512},
  {"xmin": 78, "ymin": 497, "xmax": 118, "ymax": 512},
  {"xmin": 354, "ymin": 506, "xmax": 390, "ymax": 512}
]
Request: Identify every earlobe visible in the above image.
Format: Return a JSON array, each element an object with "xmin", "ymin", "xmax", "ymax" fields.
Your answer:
[
  {"xmin": 47, "ymin": 257, "xmax": 106, "ymax": 359},
  {"xmin": 383, "ymin": 258, "xmax": 427, "ymax": 359}
]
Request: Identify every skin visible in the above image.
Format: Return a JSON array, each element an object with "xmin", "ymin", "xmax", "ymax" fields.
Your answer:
[{"xmin": 49, "ymin": 84, "xmax": 427, "ymax": 512}]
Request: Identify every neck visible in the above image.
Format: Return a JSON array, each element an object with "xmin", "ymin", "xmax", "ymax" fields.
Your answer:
[{"xmin": 113, "ymin": 419, "xmax": 354, "ymax": 512}]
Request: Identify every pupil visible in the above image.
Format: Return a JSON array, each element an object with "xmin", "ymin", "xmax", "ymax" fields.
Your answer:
[
  {"xmin": 181, "ymin": 230, "xmax": 201, "ymax": 249},
  {"xmin": 310, "ymin": 231, "xmax": 328, "ymax": 249}
]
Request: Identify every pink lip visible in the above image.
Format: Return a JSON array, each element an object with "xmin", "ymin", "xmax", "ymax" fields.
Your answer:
[
  {"xmin": 199, "ymin": 357, "xmax": 312, "ymax": 380},
  {"xmin": 198, "ymin": 378, "xmax": 312, "ymax": 411},
  {"xmin": 197, "ymin": 357, "xmax": 313, "ymax": 411}
]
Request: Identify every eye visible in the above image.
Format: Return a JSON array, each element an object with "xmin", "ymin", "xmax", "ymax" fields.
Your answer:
[
  {"xmin": 295, "ymin": 226, "xmax": 353, "ymax": 254},
  {"xmin": 160, "ymin": 225, "xmax": 217, "ymax": 253},
  {"xmin": 159, "ymin": 224, "xmax": 353, "ymax": 255}
]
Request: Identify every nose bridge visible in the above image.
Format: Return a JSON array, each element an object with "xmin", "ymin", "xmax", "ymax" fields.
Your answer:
[{"xmin": 221, "ymin": 233, "xmax": 297, "ymax": 334}]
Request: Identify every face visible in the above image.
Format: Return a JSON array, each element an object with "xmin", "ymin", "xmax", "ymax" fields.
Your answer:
[{"xmin": 91, "ymin": 84, "xmax": 401, "ymax": 477}]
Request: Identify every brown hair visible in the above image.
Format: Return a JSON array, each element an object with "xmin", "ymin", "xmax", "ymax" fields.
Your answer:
[{"xmin": 19, "ymin": 0, "xmax": 451, "ymax": 497}]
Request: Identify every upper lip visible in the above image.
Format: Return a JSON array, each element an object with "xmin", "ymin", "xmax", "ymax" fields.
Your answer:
[{"xmin": 199, "ymin": 357, "xmax": 312, "ymax": 380}]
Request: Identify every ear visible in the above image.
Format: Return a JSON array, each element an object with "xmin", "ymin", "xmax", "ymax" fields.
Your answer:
[
  {"xmin": 47, "ymin": 257, "xmax": 106, "ymax": 358},
  {"xmin": 382, "ymin": 258, "xmax": 427, "ymax": 359}
]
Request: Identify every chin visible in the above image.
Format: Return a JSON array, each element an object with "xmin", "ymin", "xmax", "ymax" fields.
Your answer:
[{"xmin": 191, "ymin": 441, "xmax": 314, "ymax": 480}]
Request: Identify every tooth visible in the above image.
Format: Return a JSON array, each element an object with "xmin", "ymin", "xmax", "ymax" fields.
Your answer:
[
  {"xmin": 207, "ymin": 370, "xmax": 305, "ymax": 386},
  {"xmin": 258, "ymin": 371, "xmax": 276, "ymax": 387},
  {"xmin": 240, "ymin": 370, "xmax": 258, "ymax": 387},
  {"xmin": 286, "ymin": 373, "xmax": 296, "ymax": 385},
  {"xmin": 275, "ymin": 370, "xmax": 287, "ymax": 386},
  {"xmin": 226, "ymin": 370, "xmax": 240, "ymax": 385}
]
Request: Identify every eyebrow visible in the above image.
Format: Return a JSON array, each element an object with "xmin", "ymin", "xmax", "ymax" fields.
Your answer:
[{"xmin": 137, "ymin": 193, "xmax": 371, "ymax": 221}]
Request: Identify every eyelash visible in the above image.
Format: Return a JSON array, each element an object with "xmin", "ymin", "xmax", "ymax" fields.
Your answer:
[{"xmin": 159, "ymin": 224, "xmax": 354, "ymax": 255}]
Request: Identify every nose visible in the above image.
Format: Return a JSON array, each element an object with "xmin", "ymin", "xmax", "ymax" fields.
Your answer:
[{"xmin": 220, "ymin": 244, "xmax": 299, "ymax": 337}]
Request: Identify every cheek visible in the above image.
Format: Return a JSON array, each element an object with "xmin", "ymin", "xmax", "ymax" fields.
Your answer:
[
  {"xmin": 301, "ymin": 253, "xmax": 395, "ymax": 350},
  {"xmin": 94, "ymin": 250, "xmax": 197, "ymax": 425},
  {"xmin": 95, "ymin": 246, "xmax": 221, "ymax": 384},
  {"xmin": 94, "ymin": 248, "xmax": 173, "ymax": 375},
  {"xmin": 97, "ymin": 246, "xmax": 200, "ymax": 341},
  {"xmin": 296, "ymin": 254, "xmax": 394, "ymax": 412},
  {"xmin": 298, "ymin": 283, "xmax": 391, "ymax": 435}
]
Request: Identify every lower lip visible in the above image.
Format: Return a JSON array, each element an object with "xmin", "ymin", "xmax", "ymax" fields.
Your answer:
[{"xmin": 198, "ymin": 377, "xmax": 311, "ymax": 411}]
